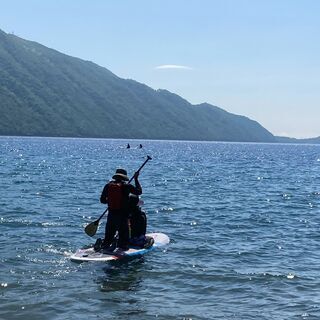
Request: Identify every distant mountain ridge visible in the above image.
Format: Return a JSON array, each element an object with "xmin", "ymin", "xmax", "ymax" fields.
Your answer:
[
  {"xmin": 275, "ymin": 136, "xmax": 320, "ymax": 144},
  {"xmin": 0, "ymin": 29, "xmax": 315, "ymax": 143}
]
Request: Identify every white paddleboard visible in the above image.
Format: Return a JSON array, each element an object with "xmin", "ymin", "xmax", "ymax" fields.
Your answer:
[{"xmin": 70, "ymin": 232, "xmax": 169, "ymax": 262}]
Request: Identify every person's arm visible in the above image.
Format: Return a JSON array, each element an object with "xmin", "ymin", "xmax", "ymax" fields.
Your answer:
[
  {"xmin": 130, "ymin": 171, "xmax": 142, "ymax": 195},
  {"xmin": 100, "ymin": 184, "xmax": 108, "ymax": 204}
]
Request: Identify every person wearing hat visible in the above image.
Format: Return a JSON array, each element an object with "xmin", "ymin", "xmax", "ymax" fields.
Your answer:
[
  {"xmin": 128, "ymin": 194, "xmax": 154, "ymax": 249},
  {"xmin": 100, "ymin": 168, "xmax": 142, "ymax": 252}
]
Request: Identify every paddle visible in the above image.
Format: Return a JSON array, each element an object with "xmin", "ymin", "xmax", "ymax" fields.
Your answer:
[{"xmin": 84, "ymin": 155, "xmax": 152, "ymax": 237}]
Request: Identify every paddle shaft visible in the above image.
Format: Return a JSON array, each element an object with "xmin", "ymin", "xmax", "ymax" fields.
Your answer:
[
  {"xmin": 95, "ymin": 155, "xmax": 151, "ymax": 224},
  {"xmin": 128, "ymin": 155, "xmax": 152, "ymax": 184}
]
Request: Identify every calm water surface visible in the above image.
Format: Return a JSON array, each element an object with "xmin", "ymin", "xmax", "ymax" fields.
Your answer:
[{"xmin": 0, "ymin": 137, "xmax": 320, "ymax": 319}]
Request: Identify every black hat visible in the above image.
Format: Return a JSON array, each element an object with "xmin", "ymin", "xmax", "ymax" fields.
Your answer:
[{"xmin": 112, "ymin": 168, "xmax": 129, "ymax": 181}]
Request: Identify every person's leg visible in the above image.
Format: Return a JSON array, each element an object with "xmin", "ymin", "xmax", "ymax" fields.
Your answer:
[
  {"xmin": 117, "ymin": 214, "xmax": 129, "ymax": 250},
  {"xmin": 103, "ymin": 212, "xmax": 117, "ymax": 248}
]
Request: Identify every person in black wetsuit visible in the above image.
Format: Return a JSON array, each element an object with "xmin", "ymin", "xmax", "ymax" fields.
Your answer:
[
  {"xmin": 99, "ymin": 168, "xmax": 142, "ymax": 253},
  {"xmin": 128, "ymin": 194, "xmax": 154, "ymax": 249}
]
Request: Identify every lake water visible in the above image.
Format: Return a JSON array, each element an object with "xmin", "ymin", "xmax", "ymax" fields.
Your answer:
[{"xmin": 1, "ymin": 137, "xmax": 320, "ymax": 320}]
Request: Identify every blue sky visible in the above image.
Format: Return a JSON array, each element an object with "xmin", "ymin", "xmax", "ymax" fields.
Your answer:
[{"xmin": 1, "ymin": 0, "xmax": 320, "ymax": 138}]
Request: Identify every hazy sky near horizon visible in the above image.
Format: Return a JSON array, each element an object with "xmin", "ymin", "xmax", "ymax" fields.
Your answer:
[{"xmin": 1, "ymin": 0, "xmax": 320, "ymax": 138}]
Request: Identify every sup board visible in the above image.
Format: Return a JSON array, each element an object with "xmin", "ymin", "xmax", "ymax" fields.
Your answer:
[{"xmin": 70, "ymin": 232, "xmax": 169, "ymax": 262}]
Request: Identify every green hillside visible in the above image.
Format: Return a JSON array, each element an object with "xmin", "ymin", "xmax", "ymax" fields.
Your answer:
[{"xmin": 0, "ymin": 29, "xmax": 276, "ymax": 142}]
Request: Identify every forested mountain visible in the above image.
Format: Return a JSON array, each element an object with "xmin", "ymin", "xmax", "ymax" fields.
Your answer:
[{"xmin": 0, "ymin": 29, "xmax": 276, "ymax": 142}]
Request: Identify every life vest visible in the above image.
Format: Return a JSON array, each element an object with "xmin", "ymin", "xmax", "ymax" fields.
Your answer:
[{"xmin": 107, "ymin": 181, "xmax": 124, "ymax": 210}]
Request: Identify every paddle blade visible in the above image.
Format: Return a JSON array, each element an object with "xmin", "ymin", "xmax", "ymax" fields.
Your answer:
[{"xmin": 84, "ymin": 220, "xmax": 99, "ymax": 237}]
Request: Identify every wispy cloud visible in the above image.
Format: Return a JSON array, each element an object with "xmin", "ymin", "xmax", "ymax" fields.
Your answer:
[{"xmin": 155, "ymin": 64, "xmax": 193, "ymax": 70}]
